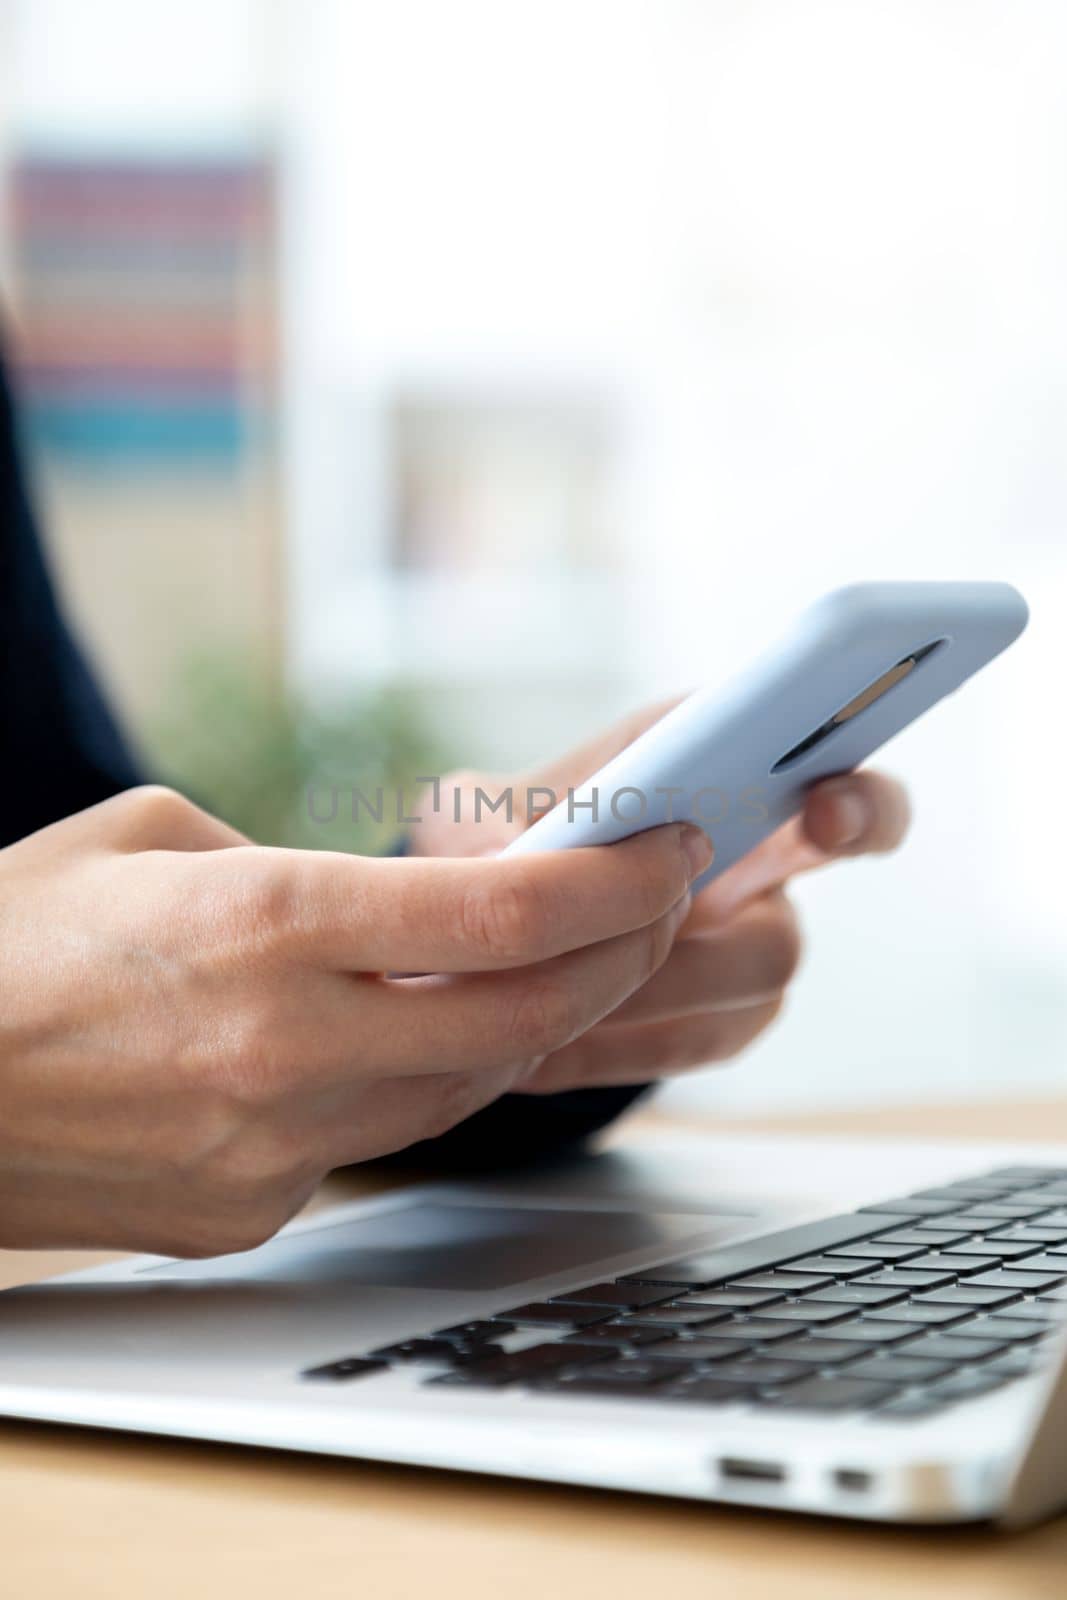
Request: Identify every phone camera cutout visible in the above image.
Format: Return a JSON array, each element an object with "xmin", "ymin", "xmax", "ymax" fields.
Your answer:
[{"xmin": 771, "ymin": 638, "xmax": 946, "ymax": 773}]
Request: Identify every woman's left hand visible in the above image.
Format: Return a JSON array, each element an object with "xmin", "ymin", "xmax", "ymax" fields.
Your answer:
[{"xmin": 410, "ymin": 702, "xmax": 911, "ymax": 1094}]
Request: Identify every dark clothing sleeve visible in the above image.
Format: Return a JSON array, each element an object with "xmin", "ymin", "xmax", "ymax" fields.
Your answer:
[
  {"xmin": 0, "ymin": 338, "xmax": 648, "ymax": 1162},
  {"xmin": 0, "ymin": 353, "xmax": 142, "ymax": 846}
]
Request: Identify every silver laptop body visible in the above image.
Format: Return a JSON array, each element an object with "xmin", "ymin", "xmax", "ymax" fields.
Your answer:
[{"xmin": 2, "ymin": 1131, "xmax": 1066, "ymax": 1527}]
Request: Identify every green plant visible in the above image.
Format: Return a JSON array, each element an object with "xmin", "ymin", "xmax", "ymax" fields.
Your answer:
[{"xmin": 145, "ymin": 650, "xmax": 451, "ymax": 854}]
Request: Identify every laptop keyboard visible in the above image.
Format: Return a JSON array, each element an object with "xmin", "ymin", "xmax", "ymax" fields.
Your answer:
[{"xmin": 300, "ymin": 1165, "xmax": 1067, "ymax": 1419}]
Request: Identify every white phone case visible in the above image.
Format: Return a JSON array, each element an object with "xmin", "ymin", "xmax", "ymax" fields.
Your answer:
[{"xmin": 502, "ymin": 581, "xmax": 1028, "ymax": 889}]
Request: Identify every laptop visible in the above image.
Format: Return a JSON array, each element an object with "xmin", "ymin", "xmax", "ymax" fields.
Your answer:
[{"xmin": 2, "ymin": 1127, "xmax": 1066, "ymax": 1527}]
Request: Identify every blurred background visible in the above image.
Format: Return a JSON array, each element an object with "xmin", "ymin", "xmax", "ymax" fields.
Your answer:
[{"xmin": 0, "ymin": 0, "xmax": 1064, "ymax": 1117}]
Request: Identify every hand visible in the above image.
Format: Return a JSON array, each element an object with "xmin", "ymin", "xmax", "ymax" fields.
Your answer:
[
  {"xmin": 0, "ymin": 786, "xmax": 707, "ymax": 1255},
  {"xmin": 411, "ymin": 703, "xmax": 911, "ymax": 1093}
]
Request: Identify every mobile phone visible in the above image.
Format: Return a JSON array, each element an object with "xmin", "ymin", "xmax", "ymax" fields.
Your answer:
[{"xmin": 502, "ymin": 581, "xmax": 1029, "ymax": 889}]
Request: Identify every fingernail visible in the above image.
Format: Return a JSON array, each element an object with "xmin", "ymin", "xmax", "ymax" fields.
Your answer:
[
  {"xmin": 680, "ymin": 825, "xmax": 714, "ymax": 879},
  {"xmin": 830, "ymin": 786, "xmax": 869, "ymax": 846}
]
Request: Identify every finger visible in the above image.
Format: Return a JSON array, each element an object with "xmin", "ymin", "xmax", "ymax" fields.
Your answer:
[
  {"xmin": 368, "ymin": 894, "xmax": 691, "ymax": 1073},
  {"xmin": 605, "ymin": 892, "xmax": 801, "ymax": 1025},
  {"xmin": 699, "ymin": 770, "xmax": 909, "ymax": 923},
  {"xmin": 801, "ymin": 770, "xmax": 912, "ymax": 856},
  {"xmin": 521, "ymin": 998, "xmax": 784, "ymax": 1093},
  {"xmin": 250, "ymin": 822, "xmax": 710, "ymax": 972},
  {"xmin": 193, "ymin": 894, "xmax": 689, "ymax": 1102}
]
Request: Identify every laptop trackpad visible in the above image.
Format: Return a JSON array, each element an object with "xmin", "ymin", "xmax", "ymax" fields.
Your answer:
[{"xmin": 140, "ymin": 1202, "xmax": 725, "ymax": 1292}]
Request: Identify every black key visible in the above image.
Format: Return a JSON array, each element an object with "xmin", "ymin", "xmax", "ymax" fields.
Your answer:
[
  {"xmin": 810, "ymin": 1321, "xmax": 920, "ymax": 1345},
  {"xmin": 973, "ymin": 1317, "xmax": 1049, "ymax": 1342},
  {"xmin": 640, "ymin": 1338, "xmax": 751, "ymax": 1362},
  {"xmin": 493, "ymin": 1303, "xmax": 610, "ymax": 1328},
  {"xmin": 539, "ymin": 1359, "xmax": 677, "ymax": 1389},
  {"xmin": 951, "ymin": 1210, "xmax": 1048, "ymax": 1228},
  {"xmin": 981, "ymin": 1198, "xmax": 1059, "ymax": 1215},
  {"xmin": 615, "ymin": 1211, "xmax": 904, "ymax": 1289},
  {"xmin": 777, "ymin": 1256, "xmax": 873, "ymax": 1278},
  {"xmin": 807, "ymin": 1284, "xmax": 911, "ymax": 1307},
  {"xmin": 547, "ymin": 1282, "xmax": 673, "ymax": 1310},
  {"xmin": 876, "ymin": 1229, "xmax": 970, "ymax": 1248},
  {"xmin": 830, "ymin": 1241, "xmax": 926, "ymax": 1262},
  {"xmin": 911, "ymin": 1217, "xmax": 987, "ymax": 1235},
  {"xmin": 858, "ymin": 1198, "xmax": 964, "ymax": 1216},
  {"xmin": 755, "ymin": 1302, "xmax": 858, "ymax": 1325},
  {"xmin": 623, "ymin": 1321, "xmax": 781, "ymax": 1349},
  {"xmin": 989, "ymin": 1301, "xmax": 1055, "ymax": 1323},
  {"xmin": 677, "ymin": 1288, "xmax": 786, "ymax": 1310},
  {"xmin": 450, "ymin": 1345, "xmax": 508, "ymax": 1365},
  {"xmin": 560, "ymin": 1325, "xmax": 676, "ymax": 1349},
  {"xmin": 983, "ymin": 1166, "xmax": 1067, "ymax": 1181},
  {"xmin": 433, "ymin": 1319, "xmax": 511, "ymax": 1342},
  {"xmin": 425, "ymin": 1341, "xmax": 612, "ymax": 1388},
  {"xmin": 985, "ymin": 1350, "xmax": 1041, "ymax": 1378},
  {"xmin": 901, "ymin": 1333, "xmax": 1009, "ymax": 1362},
  {"xmin": 662, "ymin": 1377, "xmax": 759, "ymax": 1404},
  {"xmin": 990, "ymin": 1226, "xmax": 1067, "ymax": 1245},
  {"xmin": 902, "ymin": 1253, "xmax": 1001, "ymax": 1276},
  {"xmin": 659, "ymin": 1301, "xmax": 737, "ymax": 1324},
  {"xmin": 709, "ymin": 1359, "xmax": 811, "ymax": 1385},
  {"xmin": 945, "ymin": 1238, "xmax": 1043, "ymax": 1259},
  {"xmin": 998, "ymin": 1254, "xmax": 1067, "ymax": 1276},
  {"xmin": 967, "ymin": 1270, "xmax": 1066, "ymax": 1291},
  {"xmin": 853, "ymin": 1268, "xmax": 958, "ymax": 1290},
  {"xmin": 925, "ymin": 1369, "xmax": 1012, "ymax": 1401},
  {"xmin": 919, "ymin": 1285, "xmax": 1022, "ymax": 1308},
  {"xmin": 865, "ymin": 1303, "xmax": 973, "ymax": 1327},
  {"xmin": 301, "ymin": 1357, "xmax": 388, "ymax": 1381},
  {"xmin": 728, "ymin": 1272, "xmax": 833, "ymax": 1293},
  {"xmin": 616, "ymin": 1305, "xmax": 724, "ymax": 1329},
  {"xmin": 482, "ymin": 1343, "xmax": 617, "ymax": 1376},
  {"xmin": 755, "ymin": 1376, "xmax": 898, "ymax": 1411},
  {"xmin": 908, "ymin": 1185, "xmax": 1015, "ymax": 1202},
  {"xmin": 768, "ymin": 1337, "xmax": 867, "ymax": 1364},
  {"xmin": 709, "ymin": 1317, "xmax": 801, "ymax": 1342},
  {"xmin": 370, "ymin": 1338, "xmax": 490, "ymax": 1364},
  {"xmin": 425, "ymin": 1370, "xmax": 514, "ymax": 1389},
  {"xmin": 844, "ymin": 1356, "xmax": 956, "ymax": 1383}
]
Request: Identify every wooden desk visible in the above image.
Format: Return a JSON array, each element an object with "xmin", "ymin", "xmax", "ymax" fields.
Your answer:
[{"xmin": 4, "ymin": 1099, "xmax": 1067, "ymax": 1600}]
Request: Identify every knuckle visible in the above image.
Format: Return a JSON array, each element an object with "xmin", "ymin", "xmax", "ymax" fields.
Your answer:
[
  {"xmin": 114, "ymin": 783, "xmax": 196, "ymax": 833},
  {"xmin": 418, "ymin": 1069, "xmax": 508, "ymax": 1141},
  {"xmin": 460, "ymin": 867, "xmax": 549, "ymax": 964},
  {"xmin": 209, "ymin": 999, "xmax": 295, "ymax": 1107},
  {"xmin": 225, "ymin": 852, "xmax": 301, "ymax": 954},
  {"xmin": 131, "ymin": 782, "xmax": 192, "ymax": 818},
  {"xmin": 506, "ymin": 974, "xmax": 576, "ymax": 1056},
  {"xmin": 645, "ymin": 911, "xmax": 679, "ymax": 979},
  {"xmin": 634, "ymin": 848, "xmax": 678, "ymax": 924}
]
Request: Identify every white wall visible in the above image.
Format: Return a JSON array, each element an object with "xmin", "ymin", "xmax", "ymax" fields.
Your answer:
[{"xmin": 281, "ymin": 0, "xmax": 1067, "ymax": 1111}]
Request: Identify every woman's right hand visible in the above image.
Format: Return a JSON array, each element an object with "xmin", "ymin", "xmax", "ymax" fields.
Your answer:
[{"xmin": 0, "ymin": 786, "xmax": 705, "ymax": 1258}]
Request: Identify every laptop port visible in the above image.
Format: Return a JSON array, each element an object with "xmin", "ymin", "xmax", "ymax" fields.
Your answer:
[
  {"xmin": 832, "ymin": 1468, "xmax": 873, "ymax": 1493},
  {"xmin": 718, "ymin": 1457, "xmax": 786, "ymax": 1485}
]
